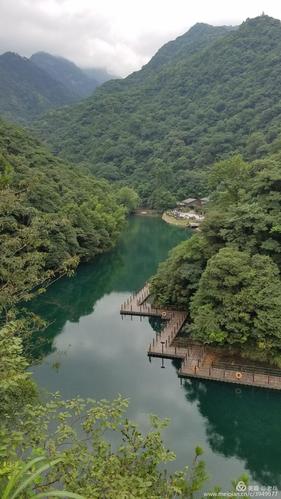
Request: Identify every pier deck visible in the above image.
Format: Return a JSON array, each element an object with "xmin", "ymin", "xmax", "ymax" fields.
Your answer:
[{"xmin": 120, "ymin": 284, "xmax": 281, "ymax": 391}]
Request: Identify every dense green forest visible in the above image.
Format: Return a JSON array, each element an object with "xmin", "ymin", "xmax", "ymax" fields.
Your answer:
[
  {"xmin": 37, "ymin": 16, "xmax": 281, "ymax": 207},
  {"xmin": 0, "ymin": 119, "xmax": 140, "ymax": 303},
  {"xmin": 151, "ymin": 153, "xmax": 281, "ymax": 366}
]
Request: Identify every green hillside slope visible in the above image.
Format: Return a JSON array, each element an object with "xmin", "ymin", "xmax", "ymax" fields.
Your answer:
[{"xmin": 0, "ymin": 119, "xmax": 130, "ymax": 282}]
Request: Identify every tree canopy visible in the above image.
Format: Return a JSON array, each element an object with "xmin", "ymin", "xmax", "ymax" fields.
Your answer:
[{"xmin": 191, "ymin": 248, "xmax": 281, "ymax": 358}]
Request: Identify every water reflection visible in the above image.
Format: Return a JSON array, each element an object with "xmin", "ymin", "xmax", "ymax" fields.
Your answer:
[
  {"xmin": 183, "ymin": 378, "xmax": 281, "ymax": 487},
  {"xmin": 29, "ymin": 216, "xmax": 188, "ymax": 358}
]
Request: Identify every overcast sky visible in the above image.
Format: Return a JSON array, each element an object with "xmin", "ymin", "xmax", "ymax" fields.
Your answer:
[{"xmin": 0, "ymin": 0, "xmax": 280, "ymax": 76}]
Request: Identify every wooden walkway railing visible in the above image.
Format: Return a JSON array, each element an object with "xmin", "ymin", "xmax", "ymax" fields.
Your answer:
[
  {"xmin": 179, "ymin": 362, "xmax": 281, "ymax": 390},
  {"xmin": 120, "ymin": 285, "xmax": 281, "ymax": 391},
  {"xmin": 121, "ymin": 283, "xmax": 190, "ymax": 359}
]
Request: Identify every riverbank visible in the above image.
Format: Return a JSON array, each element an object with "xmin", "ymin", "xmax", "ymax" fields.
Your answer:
[{"xmin": 162, "ymin": 211, "xmax": 189, "ymax": 227}]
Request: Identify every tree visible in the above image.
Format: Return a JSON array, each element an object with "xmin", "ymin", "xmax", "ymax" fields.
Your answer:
[
  {"xmin": 151, "ymin": 234, "xmax": 208, "ymax": 310},
  {"xmin": 220, "ymin": 159, "xmax": 281, "ymax": 268},
  {"xmin": 246, "ymin": 131, "xmax": 268, "ymax": 159},
  {"xmin": 148, "ymin": 187, "xmax": 176, "ymax": 210},
  {"xmin": 191, "ymin": 247, "xmax": 281, "ymax": 364},
  {"xmin": 115, "ymin": 186, "xmax": 140, "ymax": 213},
  {"xmin": 208, "ymin": 155, "xmax": 251, "ymax": 209}
]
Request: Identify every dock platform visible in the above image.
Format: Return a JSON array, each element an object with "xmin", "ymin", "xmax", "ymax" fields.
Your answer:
[{"xmin": 120, "ymin": 284, "xmax": 281, "ymax": 391}]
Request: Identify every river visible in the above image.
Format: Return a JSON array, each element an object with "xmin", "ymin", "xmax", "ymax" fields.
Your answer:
[{"xmin": 30, "ymin": 216, "xmax": 281, "ymax": 492}]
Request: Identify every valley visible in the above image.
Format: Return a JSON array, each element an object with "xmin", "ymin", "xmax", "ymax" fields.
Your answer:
[{"xmin": 1, "ymin": 11, "xmax": 281, "ymax": 498}]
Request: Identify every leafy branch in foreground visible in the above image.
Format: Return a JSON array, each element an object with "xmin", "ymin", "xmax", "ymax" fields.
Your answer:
[{"xmin": 0, "ymin": 392, "xmax": 208, "ymax": 498}]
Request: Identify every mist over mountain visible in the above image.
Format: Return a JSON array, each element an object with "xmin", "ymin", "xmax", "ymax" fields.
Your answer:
[
  {"xmin": 30, "ymin": 52, "xmax": 99, "ymax": 98},
  {"xmin": 82, "ymin": 67, "xmax": 117, "ymax": 84}
]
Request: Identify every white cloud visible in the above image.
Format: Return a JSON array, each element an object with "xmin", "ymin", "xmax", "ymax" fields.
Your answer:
[{"xmin": 0, "ymin": 0, "xmax": 281, "ymax": 76}]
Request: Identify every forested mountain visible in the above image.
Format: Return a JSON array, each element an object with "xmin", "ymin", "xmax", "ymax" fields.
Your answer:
[
  {"xmin": 30, "ymin": 52, "xmax": 99, "ymax": 98},
  {"xmin": 37, "ymin": 15, "xmax": 281, "ymax": 207},
  {"xmin": 0, "ymin": 52, "xmax": 78, "ymax": 123}
]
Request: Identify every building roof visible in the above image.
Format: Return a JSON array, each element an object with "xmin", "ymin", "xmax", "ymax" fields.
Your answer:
[{"xmin": 182, "ymin": 197, "xmax": 197, "ymax": 204}]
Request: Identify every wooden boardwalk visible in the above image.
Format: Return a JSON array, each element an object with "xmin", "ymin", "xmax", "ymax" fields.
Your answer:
[{"xmin": 120, "ymin": 284, "xmax": 281, "ymax": 391}]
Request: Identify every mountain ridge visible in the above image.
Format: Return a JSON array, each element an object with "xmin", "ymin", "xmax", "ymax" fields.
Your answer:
[{"xmin": 142, "ymin": 22, "xmax": 237, "ymax": 72}]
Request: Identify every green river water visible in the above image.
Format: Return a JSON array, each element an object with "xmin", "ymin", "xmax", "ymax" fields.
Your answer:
[{"xmin": 30, "ymin": 216, "xmax": 281, "ymax": 492}]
